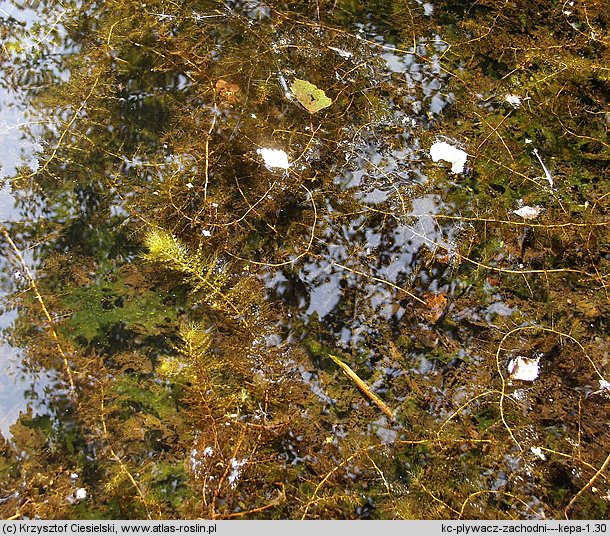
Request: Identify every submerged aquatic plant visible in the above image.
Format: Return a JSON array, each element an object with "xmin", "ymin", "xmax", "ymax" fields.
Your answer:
[
  {"xmin": 176, "ymin": 322, "xmax": 212, "ymax": 364},
  {"xmin": 142, "ymin": 228, "xmax": 246, "ymax": 322},
  {"xmin": 157, "ymin": 322, "xmax": 212, "ymax": 381}
]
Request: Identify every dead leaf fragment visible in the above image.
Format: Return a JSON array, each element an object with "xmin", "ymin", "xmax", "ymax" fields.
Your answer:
[
  {"xmin": 215, "ymin": 79, "xmax": 241, "ymax": 103},
  {"xmin": 291, "ymin": 78, "xmax": 332, "ymax": 114},
  {"xmin": 422, "ymin": 291, "xmax": 447, "ymax": 323}
]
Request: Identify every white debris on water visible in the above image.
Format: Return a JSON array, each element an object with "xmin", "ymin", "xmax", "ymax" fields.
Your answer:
[
  {"xmin": 228, "ymin": 458, "xmax": 248, "ymax": 488},
  {"xmin": 257, "ymin": 147, "xmax": 290, "ymax": 169},
  {"xmin": 532, "ymin": 148, "xmax": 555, "ymax": 189},
  {"xmin": 505, "ymin": 94, "xmax": 522, "ymax": 107},
  {"xmin": 67, "ymin": 487, "xmax": 87, "ymax": 504},
  {"xmin": 190, "ymin": 446, "xmax": 214, "ymax": 474},
  {"xmin": 328, "ymin": 46, "xmax": 353, "ymax": 58},
  {"xmin": 599, "ymin": 379, "xmax": 610, "ymax": 392},
  {"xmin": 429, "ymin": 141, "xmax": 468, "ymax": 174},
  {"xmin": 513, "ymin": 205, "xmax": 543, "ymax": 220},
  {"xmin": 508, "ymin": 355, "xmax": 540, "ymax": 382},
  {"xmin": 531, "ymin": 447, "xmax": 547, "ymax": 461},
  {"xmin": 511, "ymin": 388, "xmax": 528, "ymax": 402},
  {"xmin": 190, "ymin": 449, "xmax": 202, "ymax": 473}
]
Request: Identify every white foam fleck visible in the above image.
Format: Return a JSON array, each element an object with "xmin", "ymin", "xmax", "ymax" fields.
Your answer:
[
  {"xmin": 257, "ymin": 148, "xmax": 290, "ymax": 169},
  {"xmin": 505, "ymin": 94, "xmax": 522, "ymax": 107},
  {"xmin": 531, "ymin": 447, "xmax": 546, "ymax": 460},
  {"xmin": 430, "ymin": 141, "xmax": 468, "ymax": 174},
  {"xmin": 513, "ymin": 205, "xmax": 543, "ymax": 220}
]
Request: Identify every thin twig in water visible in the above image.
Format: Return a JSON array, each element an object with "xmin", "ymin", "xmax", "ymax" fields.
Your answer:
[
  {"xmin": 532, "ymin": 147, "xmax": 555, "ymax": 189},
  {"xmin": 203, "ymin": 114, "xmax": 217, "ymax": 201},
  {"xmin": 564, "ymin": 452, "xmax": 610, "ymax": 519},
  {"xmin": 0, "ymin": 226, "xmax": 76, "ymax": 394},
  {"xmin": 328, "ymin": 354, "xmax": 395, "ymax": 421}
]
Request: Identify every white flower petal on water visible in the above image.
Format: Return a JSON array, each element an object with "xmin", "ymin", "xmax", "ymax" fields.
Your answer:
[
  {"xmin": 430, "ymin": 141, "xmax": 468, "ymax": 174},
  {"xmin": 507, "ymin": 355, "xmax": 540, "ymax": 382},
  {"xmin": 257, "ymin": 148, "xmax": 290, "ymax": 169},
  {"xmin": 513, "ymin": 205, "xmax": 543, "ymax": 220}
]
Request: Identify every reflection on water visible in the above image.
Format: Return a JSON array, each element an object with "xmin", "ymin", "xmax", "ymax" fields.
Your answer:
[
  {"xmin": 0, "ymin": 0, "xmax": 65, "ymax": 437},
  {"xmin": 0, "ymin": 340, "xmax": 58, "ymax": 439},
  {"xmin": 265, "ymin": 26, "xmax": 457, "ymax": 360}
]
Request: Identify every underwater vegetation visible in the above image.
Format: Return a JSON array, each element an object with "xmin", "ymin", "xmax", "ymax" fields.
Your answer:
[{"xmin": 0, "ymin": 0, "xmax": 608, "ymax": 520}]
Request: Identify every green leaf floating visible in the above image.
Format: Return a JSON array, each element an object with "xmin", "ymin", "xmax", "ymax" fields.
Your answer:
[{"xmin": 291, "ymin": 78, "xmax": 332, "ymax": 113}]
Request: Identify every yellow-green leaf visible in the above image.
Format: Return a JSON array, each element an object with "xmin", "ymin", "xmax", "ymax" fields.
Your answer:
[{"xmin": 291, "ymin": 78, "xmax": 332, "ymax": 114}]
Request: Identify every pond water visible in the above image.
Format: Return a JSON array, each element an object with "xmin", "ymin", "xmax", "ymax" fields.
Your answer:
[
  {"xmin": 0, "ymin": 1, "xmax": 57, "ymax": 440},
  {"xmin": 0, "ymin": 0, "xmax": 608, "ymax": 520}
]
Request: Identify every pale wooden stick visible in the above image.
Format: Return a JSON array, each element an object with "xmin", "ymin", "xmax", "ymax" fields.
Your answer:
[{"xmin": 328, "ymin": 354, "xmax": 395, "ymax": 421}]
